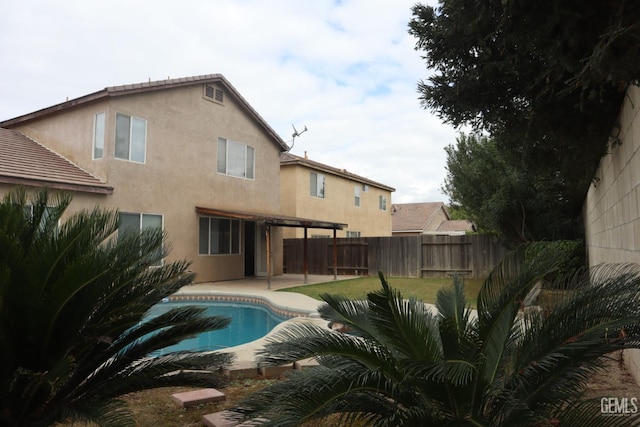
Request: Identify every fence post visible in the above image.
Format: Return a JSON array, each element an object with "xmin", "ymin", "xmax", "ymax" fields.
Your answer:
[
  {"xmin": 333, "ymin": 229, "xmax": 338, "ymax": 280},
  {"xmin": 417, "ymin": 236, "xmax": 422, "ymax": 278}
]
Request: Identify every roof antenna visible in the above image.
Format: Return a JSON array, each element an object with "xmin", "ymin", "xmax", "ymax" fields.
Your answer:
[{"xmin": 286, "ymin": 124, "xmax": 308, "ymax": 153}]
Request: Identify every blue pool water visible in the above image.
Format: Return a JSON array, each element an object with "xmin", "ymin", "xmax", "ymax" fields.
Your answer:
[{"xmin": 148, "ymin": 300, "xmax": 289, "ymax": 354}]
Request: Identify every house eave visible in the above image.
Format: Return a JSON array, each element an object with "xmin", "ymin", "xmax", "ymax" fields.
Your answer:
[{"xmin": 0, "ymin": 176, "xmax": 114, "ymax": 195}]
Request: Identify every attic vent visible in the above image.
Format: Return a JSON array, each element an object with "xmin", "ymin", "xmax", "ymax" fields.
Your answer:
[{"xmin": 205, "ymin": 85, "xmax": 224, "ymax": 103}]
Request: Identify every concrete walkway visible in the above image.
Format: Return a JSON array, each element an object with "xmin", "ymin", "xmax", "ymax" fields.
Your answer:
[{"xmin": 173, "ymin": 274, "xmax": 355, "ymax": 373}]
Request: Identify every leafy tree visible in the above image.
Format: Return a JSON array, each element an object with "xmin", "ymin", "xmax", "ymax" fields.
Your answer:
[
  {"xmin": 443, "ymin": 133, "xmax": 582, "ymax": 245},
  {"xmin": 409, "ymin": 0, "xmax": 640, "ymax": 236},
  {"xmin": 233, "ymin": 251, "xmax": 640, "ymax": 426},
  {"xmin": 0, "ymin": 188, "xmax": 233, "ymax": 426}
]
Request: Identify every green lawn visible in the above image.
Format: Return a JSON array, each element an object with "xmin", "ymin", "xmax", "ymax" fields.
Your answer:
[{"xmin": 279, "ymin": 275, "xmax": 484, "ymax": 308}]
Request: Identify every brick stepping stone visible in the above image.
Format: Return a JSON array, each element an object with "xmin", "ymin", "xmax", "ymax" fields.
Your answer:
[
  {"xmin": 202, "ymin": 411, "xmax": 236, "ymax": 427},
  {"xmin": 202, "ymin": 411, "xmax": 267, "ymax": 427},
  {"xmin": 171, "ymin": 388, "xmax": 226, "ymax": 408}
]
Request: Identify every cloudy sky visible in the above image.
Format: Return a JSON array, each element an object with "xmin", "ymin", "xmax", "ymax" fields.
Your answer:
[{"xmin": 0, "ymin": 0, "xmax": 458, "ymax": 203}]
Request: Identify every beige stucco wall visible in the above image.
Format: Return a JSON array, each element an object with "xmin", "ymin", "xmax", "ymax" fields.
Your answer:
[
  {"xmin": 0, "ymin": 184, "xmax": 110, "ymax": 220},
  {"xmin": 280, "ymin": 163, "xmax": 393, "ymax": 238},
  {"xmin": 584, "ymin": 84, "xmax": 640, "ymax": 383},
  {"xmin": 4, "ymin": 82, "xmax": 285, "ymax": 282}
]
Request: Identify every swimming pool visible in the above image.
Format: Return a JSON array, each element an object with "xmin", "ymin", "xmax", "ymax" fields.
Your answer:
[{"xmin": 148, "ymin": 300, "xmax": 289, "ymax": 354}]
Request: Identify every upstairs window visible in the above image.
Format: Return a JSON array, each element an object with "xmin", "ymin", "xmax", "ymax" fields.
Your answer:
[
  {"xmin": 354, "ymin": 185, "xmax": 361, "ymax": 207},
  {"xmin": 310, "ymin": 172, "xmax": 325, "ymax": 198},
  {"xmin": 217, "ymin": 137, "xmax": 255, "ymax": 179},
  {"xmin": 93, "ymin": 112, "xmax": 105, "ymax": 159},
  {"xmin": 379, "ymin": 195, "xmax": 387, "ymax": 211},
  {"xmin": 115, "ymin": 113, "xmax": 146, "ymax": 163}
]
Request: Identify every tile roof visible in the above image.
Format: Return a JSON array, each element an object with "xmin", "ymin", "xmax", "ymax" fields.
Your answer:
[
  {"xmin": 437, "ymin": 219, "xmax": 476, "ymax": 232},
  {"xmin": 0, "ymin": 128, "xmax": 113, "ymax": 194},
  {"xmin": 1, "ymin": 74, "xmax": 288, "ymax": 152},
  {"xmin": 391, "ymin": 202, "xmax": 446, "ymax": 232},
  {"xmin": 280, "ymin": 152, "xmax": 395, "ymax": 192}
]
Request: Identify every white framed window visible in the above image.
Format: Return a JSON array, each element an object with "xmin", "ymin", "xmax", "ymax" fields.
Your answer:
[
  {"xmin": 217, "ymin": 137, "xmax": 255, "ymax": 179},
  {"xmin": 118, "ymin": 212, "xmax": 163, "ymax": 266},
  {"xmin": 354, "ymin": 185, "xmax": 361, "ymax": 207},
  {"xmin": 115, "ymin": 113, "xmax": 147, "ymax": 163},
  {"xmin": 379, "ymin": 195, "xmax": 387, "ymax": 211},
  {"xmin": 362, "ymin": 184, "xmax": 369, "ymax": 192},
  {"xmin": 346, "ymin": 231, "xmax": 361, "ymax": 238},
  {"xmin": 24, "ymin": 205, "xmax": 56, "ymax": 230},
  {"xmin": 199, "ymin": 217, "xmax": 241, "ymax": 255},
  {"xmin": 93, "ymin": 112, "xmax": 105, "ymax": 159},
  {"xmin": 310, "ymin": 172, "xmax": 325, "ymax": 198}
]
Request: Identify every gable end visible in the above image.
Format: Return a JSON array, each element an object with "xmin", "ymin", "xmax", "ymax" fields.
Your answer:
[{"xmin": 204, "ymin": 84, "xmax": 224, "ymax": 104}]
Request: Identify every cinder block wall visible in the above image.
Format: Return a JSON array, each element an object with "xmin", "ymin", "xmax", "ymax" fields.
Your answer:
[{"xmin": 584, "ymin": 84, "xmax": 640, "ymax": 381}]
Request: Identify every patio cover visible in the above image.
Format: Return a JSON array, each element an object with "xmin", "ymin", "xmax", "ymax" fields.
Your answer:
[
  {"xmin": 195, "ymin": 207, "xmax": 347, "ymax": 287},
  {"xmin": 195, "ymin": 206, "xmax": 346, "ymax": 230}
]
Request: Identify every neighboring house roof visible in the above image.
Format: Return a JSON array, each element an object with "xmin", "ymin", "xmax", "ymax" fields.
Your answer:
[
  {"xmin": 392, "ymin": 202, "xmax": 476, "ymax": 234},
  {"xmin": 0, "ymin": 128, "xmax": 113, "ymax": 194},
  {"xmin": 391, "ymin": 202, "xmax": 447, "ymax": 233},
  {"xmin": 437, "ymin": 219, "xmax": 476, "ymax": 233},
  {"xmin": 0, "ymin": 74, "xmax": 289, "ymax": 152},
  {"xmin": 280, "ymin": 152, "xmax": 395, "ymax": 192}
]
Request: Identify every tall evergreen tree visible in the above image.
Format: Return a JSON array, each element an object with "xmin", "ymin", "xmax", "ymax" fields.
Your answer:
[
  {"xmin": 409, "ymin": 0, "xmax": 640, "ymax": 236},
  {"xmin": 443, "ymin": 133, "xmax": 582, "ymax": 245}
]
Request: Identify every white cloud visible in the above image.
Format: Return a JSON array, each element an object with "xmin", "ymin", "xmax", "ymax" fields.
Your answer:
[{"xmin": 0, "ymin": 0, "xmax": 456, "ymax": 203}]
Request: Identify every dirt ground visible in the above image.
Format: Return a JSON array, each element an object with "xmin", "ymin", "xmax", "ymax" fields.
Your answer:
[
  {"xmin": 585, "ymin": 351, "xmax": 640, "ymax": 397},
  {"xmin": 58, "ymin": 352, "xmax": 640, "ymax": 427},
  {"xmin": 583, "ymin": 351, "xmax": 640, "ymax": 423}
]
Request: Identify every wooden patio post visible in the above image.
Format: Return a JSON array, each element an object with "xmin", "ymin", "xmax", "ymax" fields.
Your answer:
[
  {"xmin": 266, "ymin": 224, "xmax": 271, "ymax": 290},
  {"xmin": 333, "ymin": 228, "xmax": 337, "ymax": 280},
  {"xmin": 304, "ymin": 227, "xmax": 308, "ymax": 284}
]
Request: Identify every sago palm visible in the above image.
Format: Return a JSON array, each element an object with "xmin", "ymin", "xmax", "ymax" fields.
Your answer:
[
  {"xmin": 234, "ymin": 249, "xmax": 640, "ymax": 426},
  {"xmin": 0, "ymin": 188, "xmax": 233, "ymax": 426}
]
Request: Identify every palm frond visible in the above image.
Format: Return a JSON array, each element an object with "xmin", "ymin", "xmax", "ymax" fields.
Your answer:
[
  {"xmin": 366, "ymin": 273, "xmax": 444, "ymax": 361},
  {"xmin": 235, "ymin": 365, "xmax": 444, "ymax": 427},
  {"xmin": 318, "ymin": 294, "xmax": 374, "ymax": 337},
  {"xmin": 59, "ymin": 398, "xmax": 134, "ymax": 427},
  {"xmin": 257, "ymin": 322, "xmax": 396, "ymax": 375},
  {"xmin": 0, "ymin": 188, "xmax": 233, "ymax": 425},
  {"xmin": 550, "ymin": 398, "xmax": 640, "ymax": 427}
]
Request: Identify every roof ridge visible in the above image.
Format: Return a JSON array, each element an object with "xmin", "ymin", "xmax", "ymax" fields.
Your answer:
[
  {"xmin": 1, "ymin": 74, "xmax": 289, "ymax": 153},
  {"xmin": 105, "ymin": 73, "xmax": 224, "ymax": 93},
  {"xmin": 280, "ymin": 152, "xmax": 395, "ymax": 192}
]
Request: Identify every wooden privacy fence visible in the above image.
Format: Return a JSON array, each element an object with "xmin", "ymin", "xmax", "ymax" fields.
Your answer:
[{"xmin": 283, "ymin": 234, "xmax": 509, "ymax": 279}]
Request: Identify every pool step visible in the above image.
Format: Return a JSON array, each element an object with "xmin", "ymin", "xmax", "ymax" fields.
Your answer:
[
  {"xmin": 171, "ymin": 388, "xmax": 226, "ymax": 408},
  {"xmin": 202, "ymin": 410, "xmax": 267, "ymax": 426}
]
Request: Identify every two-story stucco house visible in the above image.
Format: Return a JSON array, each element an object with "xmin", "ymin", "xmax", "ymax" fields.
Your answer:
[
  {"xmin": 280, "ymin": 152, "xmax": 395, "ymax": 238},
  {"xmin": 0, "ymin": 74, "xmax": 343, "ymax": 283}
]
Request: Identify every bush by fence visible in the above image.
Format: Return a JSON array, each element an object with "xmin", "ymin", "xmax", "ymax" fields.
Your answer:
[{"xmin": 283, "ymin": 234, "xmax": 509, "ymax": 279}]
